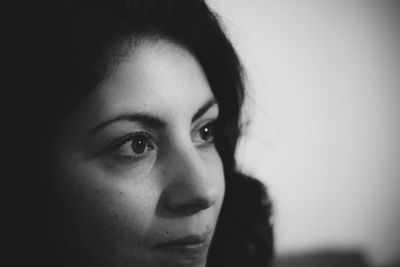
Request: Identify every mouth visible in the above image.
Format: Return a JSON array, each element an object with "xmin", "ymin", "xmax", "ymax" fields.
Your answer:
[{"xmin": 153, "ymin": 230, "xmax": 211, "ymax": 261}]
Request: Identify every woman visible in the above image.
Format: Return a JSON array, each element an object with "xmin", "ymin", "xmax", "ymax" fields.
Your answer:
[{"xmin": 8, "ymin": 0, "xmax": 273, "ymax": 266}]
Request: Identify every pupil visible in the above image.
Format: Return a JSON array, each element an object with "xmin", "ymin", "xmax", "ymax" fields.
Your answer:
[
  {"xmin": 131, "ymin": 135, "xmax": 147, "ymax": 154},
  {"xmin": 201, "ymin": 126, "xmax": 212, "ymax": 140}
]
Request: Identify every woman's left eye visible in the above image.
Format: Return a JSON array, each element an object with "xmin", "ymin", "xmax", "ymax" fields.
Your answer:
[{"xmin": 193, "ymin": 121, "xmax": 215, "ymax": 145}]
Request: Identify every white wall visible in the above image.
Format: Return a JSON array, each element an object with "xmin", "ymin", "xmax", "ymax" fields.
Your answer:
[{"xmin": 207, "ymin": 1, "xmax": 400, "ymax": 266}]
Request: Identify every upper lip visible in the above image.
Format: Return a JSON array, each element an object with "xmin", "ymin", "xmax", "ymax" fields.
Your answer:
[{"xmin": 154, "ymin": 231, "xmax": 211, "ymax": 248}]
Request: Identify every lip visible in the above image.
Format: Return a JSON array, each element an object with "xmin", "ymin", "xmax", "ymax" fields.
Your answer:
[{"xmin": 153, "ymin": 231, "xmax": 211, "ymax": 261}]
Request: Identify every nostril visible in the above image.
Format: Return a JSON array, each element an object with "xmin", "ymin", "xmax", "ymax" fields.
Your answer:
[
  {"xmin": 172, "ymin": 202, "xmax": 210, "ymax": 215},
  {"xmin": 166, "ymin": 194, "xmax": 215, "ymax": 214},
  {"xmin": 160, "ymin": 183, "xmax": 217, "ymax": 216}
]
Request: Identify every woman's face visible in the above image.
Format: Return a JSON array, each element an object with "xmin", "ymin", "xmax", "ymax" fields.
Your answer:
[{"xmin": 47, "ymin": 39, "xmax": 225, "ymax": 267}]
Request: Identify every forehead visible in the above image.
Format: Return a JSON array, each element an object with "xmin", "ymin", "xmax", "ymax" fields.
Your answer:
[
  {"xmin": 72, "ymin": 38, "xmax": 216, "ymax": 131},
  {"xmin": 104, "ymin": 38, "xmax": 209, "ymax": 105}
]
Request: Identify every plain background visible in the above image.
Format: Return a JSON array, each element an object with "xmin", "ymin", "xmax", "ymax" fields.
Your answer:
[{"xmin": 207, "ymin": 1, "xmax": 400, "ymax": 266}]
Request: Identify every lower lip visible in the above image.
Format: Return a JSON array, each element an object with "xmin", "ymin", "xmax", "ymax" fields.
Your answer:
[{"xmin": 155, "ymin": 241, "xmax": 209, "ymax": 261}]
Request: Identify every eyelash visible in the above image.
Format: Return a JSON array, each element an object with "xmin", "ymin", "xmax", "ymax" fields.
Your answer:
[
  {"xmin": 103, "ymin": 120, "xmax": 217, "ymax": 163},
  {"xmin": 193, "ymin": 121, "xmax": 216, "ymax": 146},
  {"xmin": 106, "ymin": 132, "xmax": 155, "ymax": 162}
]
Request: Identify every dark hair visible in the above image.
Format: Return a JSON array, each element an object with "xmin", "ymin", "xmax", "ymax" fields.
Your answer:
[{"xmin": 8, "ymin": 0, "xmax": 273, "ymax": 266}]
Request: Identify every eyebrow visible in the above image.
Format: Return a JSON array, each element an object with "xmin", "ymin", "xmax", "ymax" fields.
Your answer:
[
  {"xmin": 89, "ymin": 98, "xmax": 217, "ymax": 135},
  {"xmin": 89, "ymin": 113, "xmax": 166, "ymax": 135},
  {"xmin": 191, "ymin": 98, "xmax": 217, "ymax": 123}
]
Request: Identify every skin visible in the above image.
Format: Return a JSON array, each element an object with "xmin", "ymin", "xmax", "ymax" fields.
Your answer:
[{"xmin": 45, "ymin": 39, "xmax": 225, "ymax": 267}]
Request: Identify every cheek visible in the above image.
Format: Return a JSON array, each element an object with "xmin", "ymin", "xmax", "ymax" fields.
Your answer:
[
  {"xmin": 205, "ymin": 149, "xmax": 226, "ymax": 214},
  {"xmin": 47, "ymin": 159, "xmax": 160, "ymax": 255},
  {"xmin": 215, "ymin": 155, "xmax": 226, "ymax": 209}
]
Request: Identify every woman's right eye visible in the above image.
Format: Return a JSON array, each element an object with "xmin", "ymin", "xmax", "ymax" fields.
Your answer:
[{"xmin": 106, "ymin": 132, "xmax": 156, "ymax": 162}]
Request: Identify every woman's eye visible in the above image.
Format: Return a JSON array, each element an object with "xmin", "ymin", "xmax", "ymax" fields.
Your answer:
[
  {"xmin": 108, "ymin": 132, "xmax": 155, "ymax": 160},
  {"xmin": 130, "ymin": 134, "xmax": 149, "ymax": 154},
  {"xmin": 193, "ymin": 121, "xmax": 215, "ymax": 145}
]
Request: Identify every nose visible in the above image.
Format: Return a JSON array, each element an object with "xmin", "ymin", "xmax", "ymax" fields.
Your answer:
[{"xmin": 159, "ymin": 146, "xmax": 219, "ymax": 216}]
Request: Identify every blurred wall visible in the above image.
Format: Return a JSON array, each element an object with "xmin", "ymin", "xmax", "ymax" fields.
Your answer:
[{"xmin": 207, "ymin": 1, "xmax": 400, "ymax": 266}]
